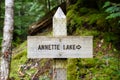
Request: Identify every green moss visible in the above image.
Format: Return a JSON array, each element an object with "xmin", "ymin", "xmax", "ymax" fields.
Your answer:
[
  {"xmin": 75, "ymin": 29, "xmax": 100, "ymax": 36},
  {"xmin": 67, "ymin": 59, "xmax": 77, "ymax": 80},
  {"xmin": 67, "ymin": 4, "xmax": 108, "ymax": 34},
  {"xmin": 67, "ymin": 9, "xmax": 82, "ymax": 34},
  {"xmin": 13, "ymin": 49, "xmax": 27, "ymax": 60},
  {"xmin": 18, "ymin": 41, "xmax": 27, "ymax": 49},
  {"xmin": 10, "ymin": 49, "xmax": 27, "ymax": 79}
]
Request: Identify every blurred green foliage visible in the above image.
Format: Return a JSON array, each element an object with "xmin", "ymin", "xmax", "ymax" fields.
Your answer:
[{"xmin": 103, "ymin": 1, "xmax": 120, "ymax": 23}]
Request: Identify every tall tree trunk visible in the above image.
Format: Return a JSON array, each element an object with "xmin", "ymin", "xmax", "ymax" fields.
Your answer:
[{"xmin": 1, "ymin": 0, "xmax": 14, "ymax": 80}]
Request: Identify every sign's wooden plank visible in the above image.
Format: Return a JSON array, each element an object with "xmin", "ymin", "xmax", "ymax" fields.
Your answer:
[{"xmin": 27, "ymin": 36, "xmax": 93, "ymax": 58}]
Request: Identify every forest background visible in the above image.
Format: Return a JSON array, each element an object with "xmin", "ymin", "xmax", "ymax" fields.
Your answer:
[{"xmin": 0, "ymin": 0, "xmax": 120, "ymax": 80}]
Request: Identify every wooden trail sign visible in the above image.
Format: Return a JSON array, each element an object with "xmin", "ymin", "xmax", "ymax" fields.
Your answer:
[{"xmin": 27, "ymin": 7, "xmax": 93, "ymax": 80}]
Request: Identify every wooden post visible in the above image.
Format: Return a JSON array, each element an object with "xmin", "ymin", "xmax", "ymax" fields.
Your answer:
[
  {"xmin": 53, "ymin": 7, "xmax": 67, "ymax": 80},
  {"xmin": 53, "ymin": 7, "xmax": 67, "ymax": 37}
]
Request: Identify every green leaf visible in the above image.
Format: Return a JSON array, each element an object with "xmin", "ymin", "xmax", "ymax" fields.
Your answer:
[
  {"xmin": 106, "ymin": 12, "xmax": 120, "ymax": 19},
  {"xmin": 103, "ymin": 1, "xmax": 111, "ymax": 8},
  {"xmin": 105, "ymin": 6, "xmax": 120, "ymax": 13}
]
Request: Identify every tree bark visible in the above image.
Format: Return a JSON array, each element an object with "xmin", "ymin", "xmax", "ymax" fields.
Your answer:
[{"xmin": 1, "ymin": 0, "xmax": 14, "ymax": 80}]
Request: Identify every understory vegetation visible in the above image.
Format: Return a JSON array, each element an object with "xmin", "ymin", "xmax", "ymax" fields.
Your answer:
[{"xmin": 67, "ymin": 0, "xmax": 120, "ymax": 79}]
